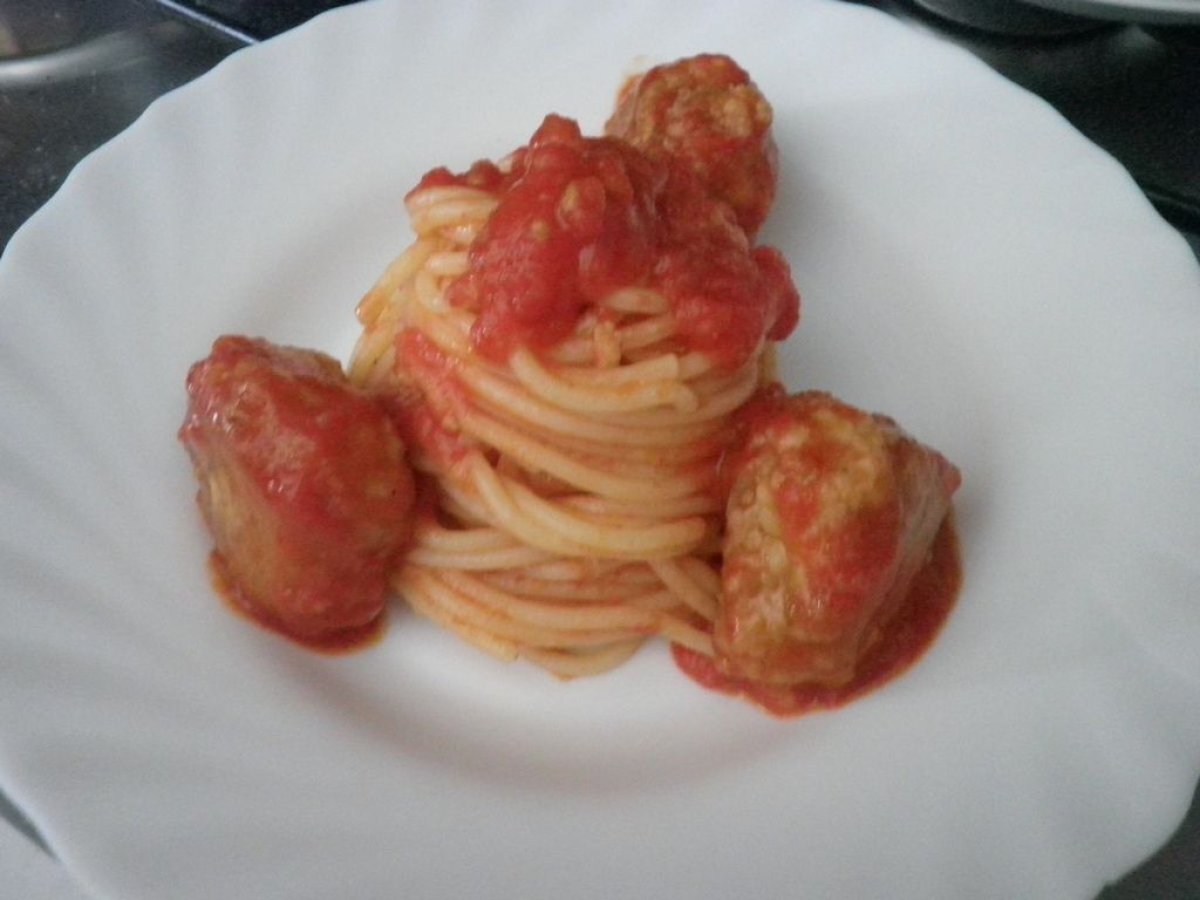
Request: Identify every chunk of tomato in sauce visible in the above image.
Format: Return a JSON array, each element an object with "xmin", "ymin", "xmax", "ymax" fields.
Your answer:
[{"xmin": 425, "ymin": 113, "xmax": 798, "ymax": 369}]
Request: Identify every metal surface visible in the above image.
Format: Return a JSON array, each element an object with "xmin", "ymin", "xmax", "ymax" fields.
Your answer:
[
  {"xmin": 0, "ymin": 0, "xmax": 243, "ymax": 252},
  {"xmin": 0, "ymin": 1, "xmax": 1196, "ymax": 897},
  {"xmin": 908, "ymin": 0, "xmax": 1109, "ymax": 35},
  {"xmin": 868, "ymin": 0, "xmax": 1200, "ymax": 234},
  {"xmin": 1024, "ymin": 0, "xmax": 1200, "ymax": 25}
]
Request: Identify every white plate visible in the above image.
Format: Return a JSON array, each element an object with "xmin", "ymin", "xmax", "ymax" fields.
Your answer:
[{"xmin": 2, "ymin": 1, "xmax": 1199, "ymax": 898}]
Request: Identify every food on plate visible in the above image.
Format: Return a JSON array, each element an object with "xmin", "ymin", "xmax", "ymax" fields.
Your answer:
[
  {"xmin": 179, "ymin": 336, "xmax": 414, "ymax": 648},
  {"xmin": 668, "ymin": 389, "xmax": 961, "ymax": 714},
  {"xmin": 672, "ymin": 507, "xmax": 961, "ymax": 717},
  {"xmin": 349, "ymin": 90, "xmax": 797, "ymax": 678},
  {"xmin": 179, "ymin": 54, "xmax": 962, "ymax": 714},
  {"xmin": 605, "ymin": 53, "xmax": 778, "ymax": 239}
]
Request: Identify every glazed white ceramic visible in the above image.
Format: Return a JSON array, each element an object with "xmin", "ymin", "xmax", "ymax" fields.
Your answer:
[{"xmin": 2, "ymin": 2, "xmax": 1198, "ymax": 898}]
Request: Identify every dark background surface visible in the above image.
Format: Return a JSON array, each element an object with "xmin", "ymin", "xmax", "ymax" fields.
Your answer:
[{"xmin": 0, "ymin": 1, "xmax": 1196, "ymax": 897}]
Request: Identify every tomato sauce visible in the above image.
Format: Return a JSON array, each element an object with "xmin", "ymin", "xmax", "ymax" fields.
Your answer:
[
  {"xmin": 418, "ymin": 114, "xmax": 799, "ymax": 368},
  {"xmin": 389, "ymin": 329, "xmax": 476, "ymax": 473},
  {"xmin": 672, "ymin": 515, "xmax": 962, "ymax": 717}
]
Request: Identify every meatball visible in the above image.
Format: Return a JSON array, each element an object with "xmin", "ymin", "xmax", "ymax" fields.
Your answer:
[
  {"xmin": 179, "ymin": 336, "xmax": 415, "ymax": 642},
  {"xmin": 604, "ymin": 53, "xmax": 778, "ymax": 238},
  {"xmin": 716, "ymin": 390, "xmax": 961, "ymax": 686}
]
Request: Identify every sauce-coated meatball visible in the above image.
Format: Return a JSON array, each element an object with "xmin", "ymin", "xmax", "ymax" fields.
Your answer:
[
  {"xmin": 180, "ymin": 336, "xmax": 414, "ymax": 644},
  {"xmin": 605, "ymin": 53, "xmax": 778, "ymax": 238},
  {"xmin": 717, "ymin": 390, "xmax": 960, "ymax": 686}
]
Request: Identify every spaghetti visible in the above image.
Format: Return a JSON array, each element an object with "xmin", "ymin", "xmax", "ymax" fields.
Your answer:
[{"xmin": 348, "ymin": 114, "xmax": 794, "ymax": 677}]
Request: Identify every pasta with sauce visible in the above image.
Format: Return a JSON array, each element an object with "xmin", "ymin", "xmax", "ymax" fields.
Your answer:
[
  {"xmin": 348, "ymin": 100, "xmax": 796, "ymax": 677},
  {"xmin": 180, "ymin": 54, "xmax": 961, "ymax": 715}
]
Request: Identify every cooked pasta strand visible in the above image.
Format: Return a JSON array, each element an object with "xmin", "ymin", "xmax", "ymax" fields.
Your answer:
[{"xmin": 349, "ymin": 179, "xmax": 780, "ymax": 679}]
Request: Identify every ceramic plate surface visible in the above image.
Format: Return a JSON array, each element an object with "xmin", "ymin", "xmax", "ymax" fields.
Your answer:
[{"xmin": 2, "ymin": 1, "xmax": 1199, "ymax": 898}]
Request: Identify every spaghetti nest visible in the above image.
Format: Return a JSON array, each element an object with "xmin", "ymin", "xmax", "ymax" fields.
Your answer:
[{"xmin": 349, "ymin": 181, "xmax": 776, "ymax": 678}]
